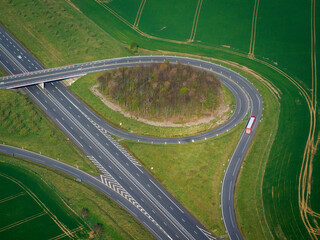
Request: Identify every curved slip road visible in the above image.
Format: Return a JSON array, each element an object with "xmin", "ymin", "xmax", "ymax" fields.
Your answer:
[{"xmin": 0, "ymin": 24, "xmax": 263, "ymax": 239}]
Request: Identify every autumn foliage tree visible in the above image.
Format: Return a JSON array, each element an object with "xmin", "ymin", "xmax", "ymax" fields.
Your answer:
[{"xmin": 97, "ymin": 61, "xmax": 222, "ymax": 121}]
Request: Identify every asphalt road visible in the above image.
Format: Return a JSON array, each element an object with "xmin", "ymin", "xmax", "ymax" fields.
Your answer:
[{"xmin": 0, "ymin": 24, "xmax": 263, "ymax": 239}]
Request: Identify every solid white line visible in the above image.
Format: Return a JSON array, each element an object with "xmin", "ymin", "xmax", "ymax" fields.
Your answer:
[{"xmin": 55, "ymin": 118, "xmax": 83, "ymax": 148}]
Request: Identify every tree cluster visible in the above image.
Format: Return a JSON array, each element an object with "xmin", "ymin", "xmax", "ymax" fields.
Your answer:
[{"xmin": 97, "ymin": 61, "xmax": 222, "ymax": 121}]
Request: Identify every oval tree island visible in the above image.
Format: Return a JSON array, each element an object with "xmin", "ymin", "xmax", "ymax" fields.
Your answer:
[{"xmin": 94, "ymin": 61, "xmax": 232, "ymax": 126}]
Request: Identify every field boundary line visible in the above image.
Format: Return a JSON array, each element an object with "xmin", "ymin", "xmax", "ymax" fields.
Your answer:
[
  {"xmin": 133, "ymin": 0, "xmax": 146, "ymax": 28},
  {"xmin": 248, "ymin": 0, "xmax": 259, "ymax": 58},
  {"xmin": 298, "ymin": 0, "xmax": 319, "ymax": 238},
  {"xmin": 188, "ymin": 0, "xmax": 203, "ymax": 42},
  {"xmin": 0, "ymin": 211, "xmax": 46, "ymax": 232},
  {"xmin": 95, "ymin": 0, "xmax": 190, "ymax": 44},
  {"xmin": 49, "ymin": 226, "xmax": 84, "ymax": 240},
  {"xmin": 0, "ymin": 172, "xmax": 74, "ymax": 238},
  {"xmin": 0, "ymin": 192, "xmax": 25, "ymax": 204}
]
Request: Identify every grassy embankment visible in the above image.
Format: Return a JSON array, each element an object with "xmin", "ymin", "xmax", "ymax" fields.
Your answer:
[
  {"xmin": 0, "ymin": 68, "xmax": 6, "ymax": 77},
  {"xmin": 0, "ymin": 0, "xmax": 128, "ymax": 68},
  {"xmin": 0, "ymin": 154, "xmax": 154, "ymax": 240},
  {"xmin": 0, "ymin": 89, "xmax": 97, "ymax": 174},
  {"xmin": 70, "ymin": 70, "xmax": 235, "ymax": 138},
  {"xmin": 70, "ymin": 0, "xmax": 316, "ymax": 238},
  {"xmin": 0, "ymin": 159, "xmax": 91, "ymax": 239}
]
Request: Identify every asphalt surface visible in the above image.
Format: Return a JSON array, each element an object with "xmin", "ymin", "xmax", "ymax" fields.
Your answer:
[{"xmin": 0, "ymin": 24, "xmax": 263, "ymax": 239}]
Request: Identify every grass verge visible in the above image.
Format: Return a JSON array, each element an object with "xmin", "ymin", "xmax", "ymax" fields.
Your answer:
[
  {"xmin": 121, "ymin": 120, "xmax": 245, "ymax": 236},
  {"xmin": 0, "ymin": 68, "xmax": 6, "ymax": 77},
  {"xmin": 0, "ymin": 154, "xmax": 155, "ymax": 240},
  {"xmin": 69, "ymin": 71, "xmax": 235, "ymax": 138},
  {"xmin": 0, "ymin": 89, "xmax": 98, "ymax": 174}
]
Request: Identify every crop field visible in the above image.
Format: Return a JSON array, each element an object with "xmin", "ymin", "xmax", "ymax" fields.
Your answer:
[
  {"xmin": 137, "ymin": 0, "xmax": 198, "ymax": 41},
  {"xmin": 253, "ymin": 0, "xmax": 312, "ymax": 89},
  {"xmin": 0, "ymin": 161, "xmax": 90, "ymax": 239},
  {"xmin": 196, "ymin": 0, "xmax": 253, "ymax": 53}
]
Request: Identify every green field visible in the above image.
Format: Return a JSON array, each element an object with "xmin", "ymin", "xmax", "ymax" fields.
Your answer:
[
  {"xmin": 107, "ymin": 0, "xmax": 142, "ymax": 24},
  {"xmin": 138, "ymin": 0, "xmax": 198, "ymax": 41},
  {"xmin": 254, "ymin": 0, "xmax": 312, "ymax": 89},
  {"xmin": 0, "ymin": 160, "xmax": 90, "ymax": 240},
  {"xmin": 196, "ymin": 0, "xmax": 254, "ymax": 52}
]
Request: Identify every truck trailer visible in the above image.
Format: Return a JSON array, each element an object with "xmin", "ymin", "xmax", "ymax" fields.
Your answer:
[{"xmin": 246, "ymin": 116, "xmax": 256, "ymax": 134}]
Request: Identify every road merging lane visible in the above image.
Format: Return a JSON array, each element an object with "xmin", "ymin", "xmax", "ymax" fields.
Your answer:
[{"xmin": 0, "ymin": 24, "xmax": 263, "ymax": 240}]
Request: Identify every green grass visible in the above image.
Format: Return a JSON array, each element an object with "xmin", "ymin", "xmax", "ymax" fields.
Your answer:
[
  {"xmin": 261, "ymin": 81, "xmax": 310, "ymax": 238},
  {"xmin": 0, "ymin": 0, "xmax": 129, "ymax": 68},
  {"xmin": 254, "ymin": 0, "xmax": 312, "ymax": 89},
  {"xmin": 0, "ymin": 154, "xmax": 155, "ymax": 240},
  {"xmin": 0, "ymin": 159, "xmax": 90, "ymax": 240},
  {"xmin": 0, "ymin": 68, "xmax": 6, "ymax": 76},
  {"xmin": 121, "ymin": 120, "xmax": 245, "ymax": 236},
  {"xmin": 196, "ymin": 0, "xmax": 254, "ymax": 52},
  {"xmin": 138, "ymin": 0, "xmax": 198, "ymax": 41},
  {"xmin": 108, "ymin": 0, "xmax": 141, "ymax": 24},
  {"xmin": 0, "ymin": 89, "xmax": 98, "ymax": 174}
]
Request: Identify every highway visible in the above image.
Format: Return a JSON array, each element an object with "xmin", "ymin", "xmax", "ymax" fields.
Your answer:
[{"xmin": 0, "ymin": 24, "xmax": 263, "ymax": 239}]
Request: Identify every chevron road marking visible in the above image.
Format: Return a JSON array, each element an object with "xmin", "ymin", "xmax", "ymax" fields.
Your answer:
[
  {"xmin": 85, "ymin": 116, "xmax": 142, "ymax": 168},
  {"xmin": 196, "ymin": 226, "xmax": 215, "ymax": 240},
  {"xmin": 86, "ymin": 155, "xmax": 171, "ymax": 239}
]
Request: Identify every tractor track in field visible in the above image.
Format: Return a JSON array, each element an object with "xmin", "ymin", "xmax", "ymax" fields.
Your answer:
[
  {"xmin": 188, "ymin": 0, "xmax": 203, "ymax": 42},
  {"xmin": 298, "ymin": 0, "xmax": 319, "ymax": 238},
  {"xmin": 133, "ymin": 0, "xmax": 147, "ymax": 29},
  {"xmin": 248, "ymin": 0, "xmax": 259, "ymax": 58}
]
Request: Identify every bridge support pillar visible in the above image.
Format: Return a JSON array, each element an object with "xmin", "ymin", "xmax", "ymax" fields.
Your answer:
[{"xmin": 39, "ymin": 82, "xmax": 45, "ymax": 89}]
